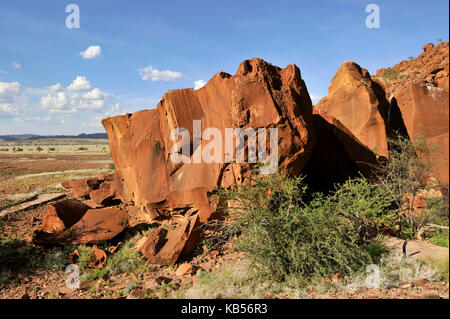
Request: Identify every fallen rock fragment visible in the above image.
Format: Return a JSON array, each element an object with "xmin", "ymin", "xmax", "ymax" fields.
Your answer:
[
  {"xmin": 414, "ymin": 279, "xmax": 430, "ymax": 287},
  {"xmin": 61, "ymin": 178, "xmax": 100, "ymax": 199},
  {"xmin": 141, "ymin": 215, "xmax": 201, "ymax": 265},
  {"xmin": 33, "ymin": 206, "xmax": 128, "ymax": 245},
  {"xmin": 127, "ymin": 288, "xmax": 145, "ymax": 299},
  {"xmin": 89, "ymin": 187, "xmax": 114, "ymax": 206},
  {"xmin": 90, "ymin": 244, "xmax": 107, "ymax": 268},
  {"xmin": 40, "ymin": 199, "xmax": 91, "ymax": 233},
  {"xmin": 176, "ymin": 263, "xmax": 193, "ymax": 276}
]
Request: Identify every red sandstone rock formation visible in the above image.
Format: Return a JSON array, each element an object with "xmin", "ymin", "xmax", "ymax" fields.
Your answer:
[
  {"xmin": 101, "ymin": 58, "xmax": 315, "ymax": 263},
  {"xmin": 102, "ymin": 58, "xmax": 315, "ymax": 224},
  {"xmin": 140, "ymin": 215, "xmax": 201, "ymax": 265},
  {"xmin": 315, "ymin": 62, "xmax": 392, "ymax": 157},
  {"xmin": 374, "ymin": 42, "xmax": 449, "ymax": 184}
]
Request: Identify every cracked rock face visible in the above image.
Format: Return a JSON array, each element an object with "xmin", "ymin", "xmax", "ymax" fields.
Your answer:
[
  {"xmin": 102, "ymin": 58, "xmax": 315, "ymax": 222},
  {"xmin": 374, "ymin": 42, "xmax": 449, "ymax": 184}
]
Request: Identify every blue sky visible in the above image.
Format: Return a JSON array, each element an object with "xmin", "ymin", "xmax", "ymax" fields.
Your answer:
[{"xmin": 0, "ymin": 0, "xmax": 448, "ymax": 135}]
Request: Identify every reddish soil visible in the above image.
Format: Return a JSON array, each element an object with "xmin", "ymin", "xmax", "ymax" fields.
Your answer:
[{"xmin": 0, "ymin": 154, "xmax": 112, "ymax": 182}]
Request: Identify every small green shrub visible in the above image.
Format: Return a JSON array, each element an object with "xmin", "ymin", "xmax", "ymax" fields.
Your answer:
[
  {"xmin": 376, "ymin": 133, "xmax": 441, "ymax": 238},
  {"xmin": 0, "ymin": 239, "xmax": 37, "ymax": 270},
  {"xmin": 383, "ymin": 69, "xmax": 399, "ymax": 81},
  {"xmin": 365, "ymin": 241, "xmax": 389, "ymax": 263},
  {"xmin": 78, "ymin": 147, "xmax": 88, "ymax": 151},
  {"xmin": 420, "ymin": 196, "xmax": 449, "ymax": 228},
  {"xmin": 218, "ymin": 173, "xmax": 381, "ymax": 283},
  {"xmin": 78, "ymin": 245, "xmax": 95, "ymax": 271},
  {"xmin": 43, "ymin": 246, "xmax": 75, "ymax": 271},
  {"xmin": 122, "ymin": 279, "xmax": 138, "ymax": 297},
  {"xmin": 106, "ymin": 242, "xmax": 147, "ymax": 275},
  {"xmin": 332, "ymin": 177, "xmax": 394, "ymax": 241},
  {"xmin": 427, "ymin": 229, "xmax": 449, "ymax": 248},
  {"xmin": 81, "ymin": 268, "xmax": 109, "ymax": 281}
]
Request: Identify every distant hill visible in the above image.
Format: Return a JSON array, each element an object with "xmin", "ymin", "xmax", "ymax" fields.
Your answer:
[{"xmin": 0, "ymin": 133, "xmax": 108, "ymax": 142}]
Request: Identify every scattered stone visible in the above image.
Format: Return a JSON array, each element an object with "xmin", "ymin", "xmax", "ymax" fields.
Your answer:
[
  {"xmin": 414, "ymin": 279, "xmax": 430, "ymax": 287},
  {"xmin": 176, "ymin": 263, "xmax": 193, "ymax": 276},
  {"xmin": 62, "ymin": 178, "xmax": 100, "ymax": 199},
  {"xmin": 127, "ymin": 288, "xmax": 145, "ymax": 299},
  {"xmin": 399, "ymin": 282, "xmax": 411, "ymax": 289}
]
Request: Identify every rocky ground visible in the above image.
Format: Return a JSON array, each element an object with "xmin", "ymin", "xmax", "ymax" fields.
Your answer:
[{"xmin": 0, "ymin": 197, "xmax": 448, "ymax": 300}]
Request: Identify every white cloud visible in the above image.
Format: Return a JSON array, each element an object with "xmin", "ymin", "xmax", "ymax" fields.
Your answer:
[
  {"xmin": 47, "ymin": 83, "xmax": 63, "ymax": 92},
  {"xmin": 0, "ymin": 81, "xmax": 22, "ymax": 117},
  {"xmin": 14, "ymin": 115, "xmax": 51, "ymax": 123},
  {"xmin": 41, "ymin": 92, "xmax": 70, "ymax": 110},
  {"xmin": 80, "ymin": 45, "xmax": 102, "ymax": 59},
  {"xmin": 40, "ymin": 76, "xmax": 113, "ymax": 114},
  {"xmin": 0, "ymin": 70, "xmax": 8, "ymax": 74},
  {"xmin": 67, "ymin": 76, "xmax": 93, "ymax": 91},
  {"xmin": 310, "ymin": 93, "xmax": 324, "ymax": 104},
  {"xmin": 82, "ymin": 88, "xmax": 111, "ymax": 100},
  {"xmin": 194, "ymin": 80, "xmax": 206, "ymax": 90},
  {"xmin": 12, "ymin": 62, "xmax": 22, "ymax": 70},
  {"xmin": 0, "ymin": 81, "xmax": 21, "ymax": 103},
  {"xmin": 0, "ymin": 103, "xmax": 20, "ymax": 116},
  {"xmin": 138, "ymin": 66, "xmax": 182, "ymax": 81},
  {"xmin": 85, "ymin": 103, "xmax": 127, "ymax": 128}
]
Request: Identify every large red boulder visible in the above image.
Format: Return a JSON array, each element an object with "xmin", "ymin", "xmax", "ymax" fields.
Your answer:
[{"xmin": 102, "ymin": 58, "xmax": 315, "ymax": 224}]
